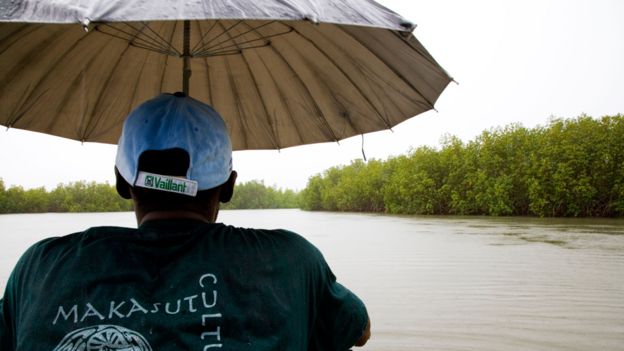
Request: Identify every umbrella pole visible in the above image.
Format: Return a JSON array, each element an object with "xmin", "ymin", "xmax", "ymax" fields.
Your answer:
[{"xmin": 183, "ymin": 20, "xmax": 191, "ymax": 95}]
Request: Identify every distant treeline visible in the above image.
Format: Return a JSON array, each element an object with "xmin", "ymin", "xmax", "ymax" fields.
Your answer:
[
  {"xmin": 0, "ymin": 179, "xmax": 299, "ymax": 214},
  {"xmin": 222, "ymin": 180, "xmax": 299, "ymax": 210},
  {"xmin": 301, "ymin": 115, "xmax": 624, "ymax": 217},
  {"xmin": 0, "ymin": 181, "xmax": 133, "ymax": 213}
]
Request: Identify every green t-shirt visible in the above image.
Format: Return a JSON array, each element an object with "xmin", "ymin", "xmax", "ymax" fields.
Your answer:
[{"xmin": 0, "ymin": 219, "xmax": 368, "ymax": 350}]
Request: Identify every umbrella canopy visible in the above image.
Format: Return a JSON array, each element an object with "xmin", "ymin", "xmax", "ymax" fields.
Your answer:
[{"xmin": 0, "ymin": 0, "xmax": 452, "ymax": 150}]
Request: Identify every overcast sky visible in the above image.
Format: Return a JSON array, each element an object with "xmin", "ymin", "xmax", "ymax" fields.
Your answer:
[{"xmin": 1, "ymin": 0, "xmax": 623, "ymax": 191}]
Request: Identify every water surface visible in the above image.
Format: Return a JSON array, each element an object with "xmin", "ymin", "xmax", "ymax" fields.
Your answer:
[{"xmin": 1, "ymin": 210, "xmax": 623, "ymax": 350}]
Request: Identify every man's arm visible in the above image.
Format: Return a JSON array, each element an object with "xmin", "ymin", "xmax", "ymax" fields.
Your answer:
[
  {"xmin": 311, "ymin": 276, "xmax": 370, "ymax": 350},
  {"xmin": 354, "ymin": 318, "xmax": 371, "ymax": 347},
  {"xmin": 0, "ymin": 298, "xmax": 6, "ymax": 348},
  {"xmin": 1, "ymin": 293, "xmax": 15, "ymax": 350},
  {"xmin": 288, "ymin": 231, "xmax": 371, "ymax": 350}
]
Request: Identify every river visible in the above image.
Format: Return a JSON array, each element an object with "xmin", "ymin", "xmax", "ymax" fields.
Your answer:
[{"xmin": 1, "ymin": 209, "xmax": 623, "ymax": 350}]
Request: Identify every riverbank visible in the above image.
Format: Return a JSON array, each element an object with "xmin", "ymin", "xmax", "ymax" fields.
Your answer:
[
  {"xmin": 301, "ymin": 115, "xmax": 624, "ymax": 217},
  {"xmin": 0, "ymin": 179, "xmax": 297, "ymax": 214}
]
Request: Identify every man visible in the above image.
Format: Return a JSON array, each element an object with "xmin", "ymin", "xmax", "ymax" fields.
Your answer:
[{"xmin": 0, "ymin": 92, "xmax": 370, "ymax": 350}]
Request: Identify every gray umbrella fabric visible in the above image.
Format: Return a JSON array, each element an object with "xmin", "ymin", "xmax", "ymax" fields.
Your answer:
[{"xmin": 0, "ymin": 0, "xmax": 452, "ymax": 150}]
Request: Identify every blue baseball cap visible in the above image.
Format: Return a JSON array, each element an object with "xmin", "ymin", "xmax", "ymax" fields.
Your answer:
[{"xmin": 115, "ymin": 93, "xmax": 232, "ymax": 195}]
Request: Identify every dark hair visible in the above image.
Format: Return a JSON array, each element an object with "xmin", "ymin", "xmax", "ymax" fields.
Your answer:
[{"xmin": 116, "ymin": 148, "xmax": 218, "ymax": 212}]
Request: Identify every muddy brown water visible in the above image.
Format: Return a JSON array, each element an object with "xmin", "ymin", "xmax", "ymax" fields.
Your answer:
[{"xmin": 1, "ymin": 210, "xmax": 623, "ymax": 350}]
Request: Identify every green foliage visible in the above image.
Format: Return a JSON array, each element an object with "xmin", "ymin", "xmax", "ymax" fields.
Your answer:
[
  {"xmin": 0, "ymin": 181, "xmax": 133, "ymax": 214},
  {"xmin": 2, "ymin": 114, "xmax": 622, "ymax": 217},
  {"xmin": 0, "ymin": 179, "xmax": 300, "ymax": 213},
  {"xmin": 300, "ymin": 160, "xmax": 388, "ymax": 212},
  {"xmin": 300, "ymin": 114, "xmax": 624, "ymax": 217},
  {"xmin": 48, "ymin": 182, "xmax": 132, "ymax": 212},
  {"xmin": 221, "ymin": 180, "xmax": 300, "ymax": 209}
]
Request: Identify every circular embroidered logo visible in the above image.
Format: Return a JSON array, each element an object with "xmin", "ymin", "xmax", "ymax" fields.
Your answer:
[{"xmin": 53, "ymin": 324, "xmax": 152, "ymax": 351}]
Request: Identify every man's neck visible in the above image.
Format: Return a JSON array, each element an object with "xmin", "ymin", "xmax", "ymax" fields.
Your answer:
[{"xmin": 138, "ymin": 210, "xmax": 215, "ymax": 226}]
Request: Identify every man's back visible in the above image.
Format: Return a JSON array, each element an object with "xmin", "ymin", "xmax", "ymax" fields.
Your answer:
[
  {"xmin": 0, "ymin": 219, "xmax": 368, "ymax": 350},
  {"xmin": 1, "ymin": 93, "xmax": 370, "ymax": 349}
]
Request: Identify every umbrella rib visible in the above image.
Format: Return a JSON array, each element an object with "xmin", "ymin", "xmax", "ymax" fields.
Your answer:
[
  {"xmin": 97, "ymin": 23, "xmax": 158, "ymax": 49},
  {"xmin": 0, "ymin": 25, "xmax": 48, "ymax": 126},
  {"xmin": 158, "ymin": 21, "xmax": 179, "ymax": 93},
  {"xmin": 391, "ymin": 31, "xmax": 453, "ymax": 81},
  {"xmin": 238, "ymin": 25, "xmax": 340, "ymax": 143},
  {"xmin": 49, "ymin": 39, "xmax": 113, "ymax": 136},
  {"xmin": 217, "ymin": 21, "xmax": 282, "ymax": 149},
  {"xmin": 196, "ymin": 45, "xmax": 272, "ymax": 58},
  {"xmin": 194, "ymin": 29, "xmax": 290, "ymax": 58},
  {"xmin": 276, "ymin": 29, "xmax": 358, "ymax": 141},
  {"xmin": 238, "ymin": 51, "xmax": 281, "ymax": 149},
  {"xmin": 195, "ymin": 22, "xmax": 213, "ymax": 105},
  {"xmin": 0, "ymin": 23, "xmax": 26, "ymax": 43},
  {"xmin": 237, "ymin": 21, "xmax": 305, "ymax": 145},
  {"xmin": 200, "ymin": 20, "xmax": 243, "ymax": 51},
  {"xmin": 291, "ymin": 24, "xmax": 393, "ymax": 130},
  {"xmin": 126, "ymin": 22, "xmax": 178, "ymax": 53},
  {"xmin": 96, "ymin": 23, "xmax": 178, "ymax": 56},
  {"xmin": 337, "ymin": 26, "xmax": 435, "ymax": 109},
  {"xmin": 1, "ymin": 25, "xmax": 67, "ymax": 91},
  {"xmin": 225, "ymin": 59, "xmax": 249, "ymax": 149},
  {"xmin": 257, "ymin": 53, "xmax": 304, "ymax": 145},
  {"xmin": 195, "ymin": 41, "xmax": 254, "ymax": 57},
  {"xmin": 126, "ymin": 50, "xmax": 153, "ymax": 123},
  {"xmin": 193, "ymin": 26, "xmax": 294, "ymax": 57},
  {"xmin": 95, "ymin": 26, "xmax": 174, "ymax": 56},
  {"xmin": 196, "ymin": 49, "xmax": 243, "ymax": 57},
  {"xmin": 82, "ymin": 41, "xmax": 136, "ymax": 141},
  {"xmin": 138, "ymin": 21, "xmax": 182, "ymax": 56},
  {"xmin": 127, "ymin": 43, "xmax": 179, "ymax": 56},
  {"xmin": 0, "ymin": 23, "xmax": 39, "ymax": 56},
  {"xmin": 191, "ymin": 20, "xmax": 219, "ymax": 53},
  {"xmin": 6, "ymin": 83, "xmax": 48, "ymax": 128},
  {"xmin": 201, "ymin": 56, "xmax": 213, "ymax": 105},
  {"xmin": 6, "ymin": 30, "xmax": 97, "ymax": 128},
  {"xmin": 216, "ymin": 21, "xmax": 250, "ymax": 149},
  {"xmin": 267, "ymin": 44, "xmax": 340, "ymax": 143},
  {"xmin": 193, "ymin": 20, "xmax": 275, "ymax": 55}
]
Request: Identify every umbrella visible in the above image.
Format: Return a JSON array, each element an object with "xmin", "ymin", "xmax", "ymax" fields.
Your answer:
[{"xmin": 0, "ymin": 0, "xmax": 452, "ymax": 150}]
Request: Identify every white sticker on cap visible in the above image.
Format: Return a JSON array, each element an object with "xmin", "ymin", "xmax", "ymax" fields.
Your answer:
[{"xmin": 135, "ymin": 171, "xmax": 198, "ymax": 197}]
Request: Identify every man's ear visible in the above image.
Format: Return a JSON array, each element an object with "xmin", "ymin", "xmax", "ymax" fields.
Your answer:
[
  {"xmin": 219, "ymin": 171, "xmax": 237, "ymax": 203},
  {"xmin": 114, "ymin": 167, "xmax": 132, "ymax": 199}
]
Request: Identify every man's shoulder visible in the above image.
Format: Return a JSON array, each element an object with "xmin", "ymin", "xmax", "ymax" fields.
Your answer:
[
  {"xmin": 218, "ymin": 225, "xmax": 324, "ymax": 260},
  {"xmin": 21, "ymin": 226, "xmax": 136, "ymax": 259},
  {"xmin": 230, "ymin": 225, "xmax": 313, "ymax": 244},
  {"xmin": 7, "ymin": 226, "xmax": 133, "ymax": 288},
  {"xmin": 226, "ymin": 225, "xmax": 303, "ymax": 239}
]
